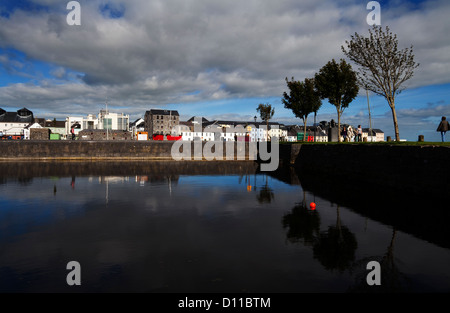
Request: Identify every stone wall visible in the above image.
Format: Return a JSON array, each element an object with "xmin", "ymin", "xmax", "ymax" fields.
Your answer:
[
  {"xmin": 2, "ymin": 141, "xmax": 449, "ymax": 194},
  {"xmin": 30, "ymin": 128, "xmax": 50, "ymax": 140},
  {"xmin": 78, "ymin": 130, "xmax": 132, "ymax": 141},
  {"xmin": 0, "ymin": 141, "xmax": 253, "ymax": 160},
  {"xmin": 280, "ymin": 143, "xmax": 450, "ymax": 195}
]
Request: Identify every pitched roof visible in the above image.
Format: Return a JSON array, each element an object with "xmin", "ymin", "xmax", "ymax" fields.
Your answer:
[
  {"xmin": 129, "ymin": 118, "xmax": 144, "ymax": 127},
  {"xmin": 187, "ymin": 116, "xmax": 209, "ymax": 123},
  {"xmin": 0, "ymin": 108, "xmax": 34, "ymax": 123},
  {"xmin": 363, "ymin": 128, "xmax": 384, "ymax": 135}
]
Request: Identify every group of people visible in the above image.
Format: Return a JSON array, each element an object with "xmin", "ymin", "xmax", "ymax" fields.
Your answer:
[
  {"xmin": 337, "ymin": 116, "xmax": 449, "ymax": 143},
  {"xmin": 341, "ymin": 125, "xmax": 363, "ymax": 142}
]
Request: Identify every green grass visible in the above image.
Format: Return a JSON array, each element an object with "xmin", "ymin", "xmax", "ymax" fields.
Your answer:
[{"xmin": 279, "ymin": 141, "xmax": 450, "ymax": 147}]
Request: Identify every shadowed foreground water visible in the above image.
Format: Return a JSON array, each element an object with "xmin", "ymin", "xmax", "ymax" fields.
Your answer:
[{"xmin": 0, "ymin": 161, "xmax": 449, "ymax": 293}]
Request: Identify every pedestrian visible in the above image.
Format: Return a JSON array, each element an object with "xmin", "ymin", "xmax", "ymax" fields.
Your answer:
[
  {"xmin": 437, "ymin": 116, "xmax": 449, "ymax": 142},
  {"xmin": 71, "ymin": 127, "xmax": 75, "ymax": 140},
  {"xmin": 341, "ymin": 126, "xmax": 347, "ymax": 142},
  {"xmin": 357, "ymin": 125, "xmax": 362, "ymax": 142},
  {"xmin": 347, "ymin": 126, "xmax": 354, "ymax": 142}
]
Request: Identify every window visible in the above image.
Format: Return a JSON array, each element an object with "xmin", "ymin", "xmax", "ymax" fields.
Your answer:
[{"xmin": 103, "ymin": 118, "xmax": 112, "ymax": 130}]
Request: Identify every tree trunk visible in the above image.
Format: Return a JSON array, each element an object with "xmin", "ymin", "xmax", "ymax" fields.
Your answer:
[
  {"xmin": 390, "ymin": 100, "xmax": 400, "ymax": 141},
  {"xmin": 337, "ymin": 106, "xmax": 341, "ymax": 143},
  {"xmin": 303, "ymin": 117, "xmax": 308, "ymax": 142}
]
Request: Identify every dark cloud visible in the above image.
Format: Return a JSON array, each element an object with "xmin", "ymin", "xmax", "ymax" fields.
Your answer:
[{"xmin": 0, "ymin": 0, "xmax": 448, "ymax": 142}]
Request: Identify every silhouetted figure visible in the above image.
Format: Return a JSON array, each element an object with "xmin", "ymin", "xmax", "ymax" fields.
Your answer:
[
  {"xmin": 357, "ymin": 125, "xmax": 362, "ymax": 142},
  {"xmin": 341, "ymin": 127, "xmax": 348, "ymax": 142},
  {"xmin": 437, "ymin": 116, "xmax": 449, "ymax": 142}
]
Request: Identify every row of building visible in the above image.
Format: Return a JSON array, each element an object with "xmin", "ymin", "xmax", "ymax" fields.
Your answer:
[{"xmin": 0, "ymin": 107, "xmax": 385, "ymax": 142}]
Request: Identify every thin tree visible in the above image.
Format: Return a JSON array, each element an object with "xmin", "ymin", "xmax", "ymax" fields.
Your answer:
[
  {"xmin": 282, "ymin": 77, "xmax": 322, "ymax": 142},
  {"xmin": 257, "ymin": 103, "xmax": 275, "ymax": 141},
  {"xmin": 342, "ymin": 25, "xmax": 419, "ymax": 141},
  {"xmin": 315, "ymin": 59, "xmax": 359, "ymax": 142}
]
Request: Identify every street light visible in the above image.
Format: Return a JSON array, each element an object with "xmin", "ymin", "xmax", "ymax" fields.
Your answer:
[{"xmin": 366, "ymin": 87, "xmax": 373, "ymax": 142}]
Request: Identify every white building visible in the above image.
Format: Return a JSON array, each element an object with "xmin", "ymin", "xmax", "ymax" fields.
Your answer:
[
  {"xmin": 0, "ymin": 107, "xmax": 34, "ymax": 137},
  {"xmin": 23, "ymin": 122, "xmax": 43, "ymax": 140},
  {"xmin": 362, "ymin": 128, "xmax": 385, "ymax": 142},
  {"xmin": 130, "ymin": 118, "xmax": 145, "ymax": 133},
  {"xmin": 268, "ymin": 126, "xmax": 287, "ymax": 140},
  {"xmin": 83, "ymin": 114, "xmax": 99, "ymax": 130},
  {"xmin": 249, "ymin": 125, "xmax": 266, "ymax": 142},
  {"xmin": 98, "ymin": 109, "xmax": 129, "ymax": 131},
  {"xmin": 65, "ymin": 110, "xmax": 130, "ymax": 138},
  {"xmin": 65, "ymin": 116, "xmax": 84, "ymax": 137}
]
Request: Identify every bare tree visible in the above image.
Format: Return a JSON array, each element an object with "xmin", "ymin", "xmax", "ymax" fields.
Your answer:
[{"xmin": 342, "ymin": 26, "xmax": 419, "ymax": 141}]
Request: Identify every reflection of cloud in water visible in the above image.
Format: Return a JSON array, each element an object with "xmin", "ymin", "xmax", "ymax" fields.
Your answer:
[
  {"xmin": 2, "ymin": 162, "xmax": 450, "ymax": 292},
  {"xmin": 0, "ymin": 183, "xmax": 306, "ymax": 292}
]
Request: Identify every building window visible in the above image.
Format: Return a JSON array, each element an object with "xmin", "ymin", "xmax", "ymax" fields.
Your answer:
[{"xmin": 104, "ymin": 118, "xmax": 112, "ymax": 130}]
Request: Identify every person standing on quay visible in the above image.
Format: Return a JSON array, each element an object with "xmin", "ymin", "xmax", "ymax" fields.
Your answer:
[
  {"xmin": 437, "ymin": 116, "xmax": 449, "ymax": 142},
  {"xmin": 341, "ymin": 126, "xmax": 348, "ymax": 142},
  {"xmin": 357, "ymin": 125, "xmax": 362, "ymax": 142}
]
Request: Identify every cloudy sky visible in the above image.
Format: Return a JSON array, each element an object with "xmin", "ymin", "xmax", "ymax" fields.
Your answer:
[{"xmin": 0, "ymin": 0, "xmax": 449, "ymax": 141}]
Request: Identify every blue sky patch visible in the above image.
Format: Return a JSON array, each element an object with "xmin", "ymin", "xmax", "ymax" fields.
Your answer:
[
  {"xmin": 99, "ymin": 2, "xmax": 125, "ymax": 19},
  {"xmin": 0, "ymin": 0, "xmax": 49, "ymax": 18}
]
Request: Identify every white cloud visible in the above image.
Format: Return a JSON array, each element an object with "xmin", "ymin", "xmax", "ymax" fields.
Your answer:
[{"xmin": 0, "ymin": 0, "xmax": 448, "ymax": 138}]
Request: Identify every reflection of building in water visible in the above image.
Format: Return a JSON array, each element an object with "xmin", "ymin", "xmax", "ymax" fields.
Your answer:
[
  {"xmin": 99, "ymin": 176, "xmax": 129, "ymax": 184},
  {"xmin": 135, "ymin": 175, "xmax": 179, "ymax": 191},
  {"xmin": 136, "ymin": 176, "xmax": 149, "ymax": 186}
]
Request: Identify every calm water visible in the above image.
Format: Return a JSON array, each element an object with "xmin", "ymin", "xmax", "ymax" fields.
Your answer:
[{"xmin": 0, "ymin": 161, "xmax": 449, "ymax": 293}]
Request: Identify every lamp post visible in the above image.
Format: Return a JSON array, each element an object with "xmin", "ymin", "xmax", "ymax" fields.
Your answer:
[
  {"xmin": 314, "ymin": 111, "xmax": 317, "ymax": 142},
  {"xmin": 366, "ymin": 87, "xmax": 373, "ymax": 142}
]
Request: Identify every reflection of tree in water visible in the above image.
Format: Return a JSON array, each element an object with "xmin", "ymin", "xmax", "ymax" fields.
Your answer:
[
  {"xmin": 312, "ymin": 205, "xmax": 358, "ymax": 273},
  {"xmin": 17, "ymin": 177, "xmax": 33, "ymax": 186},
  {"xmin": 347, "ymin": 228, "xmax": 412, "ymax": 292},
  {"xmin": 257, "ymin": 174, "xmax": 274, "ymax": 204},
  {"xmin": 282, "ymin": 190, "xmax": 320, "ymax": 246}
]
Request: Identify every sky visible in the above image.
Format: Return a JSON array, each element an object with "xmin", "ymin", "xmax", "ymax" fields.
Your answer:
[{"xmin": 0, "ymin": 0, "xmax": 449, "ymax": 141}]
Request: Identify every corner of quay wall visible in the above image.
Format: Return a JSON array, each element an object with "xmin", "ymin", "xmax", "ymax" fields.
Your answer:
[{"xmin": 279, "ymin": 143, "xmax": 450, "ymax": 195}]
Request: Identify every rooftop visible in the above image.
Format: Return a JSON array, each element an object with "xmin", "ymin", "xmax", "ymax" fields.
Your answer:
[{"xmin": 146, "ymin": 109, "xmax": 179, "ymax": 116}]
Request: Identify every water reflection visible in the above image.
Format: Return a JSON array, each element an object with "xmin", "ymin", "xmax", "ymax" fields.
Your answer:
[
  {"xmin": 313, "ymin": 205, "xmax": 358, "ymax": 273},
  {"xmin": 0, "ymin": 161, "xmax": 449, "ymax": 292},
  {"xmin": 283, "ymin": 194, "xmax": 358, "ymax": 273},
  {"xmin": 347, "ymin": 228, "xmax": 413, "ymax": 292},
  {"xmin": 257, "ymin": 175, "xmax": 275, "ymax": 204},
  {"xmin": 282, "ymin": 190, "xmax": 320, "ymax": 246}
]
